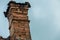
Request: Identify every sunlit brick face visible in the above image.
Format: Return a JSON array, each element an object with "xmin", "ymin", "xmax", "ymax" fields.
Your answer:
[{"xmin": 4, "ymin": 1, "xmax": 31, "ymax": 40}]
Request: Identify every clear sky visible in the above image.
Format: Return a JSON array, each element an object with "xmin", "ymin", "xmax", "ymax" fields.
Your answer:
[{"xmin": 0, "ymin": 0, "xmax": 60, "ymax": 40}]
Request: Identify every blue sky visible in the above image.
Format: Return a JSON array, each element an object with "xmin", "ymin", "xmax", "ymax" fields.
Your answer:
[{"xmin": 0, "ymin": 0, "xmax": 60, "ymax": 40}]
